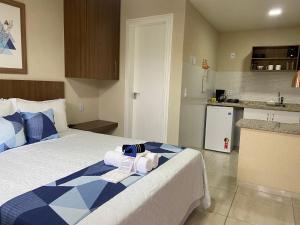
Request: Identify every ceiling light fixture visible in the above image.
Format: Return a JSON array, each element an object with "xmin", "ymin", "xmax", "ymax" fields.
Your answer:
[{"xmin": 268, "ymin": 8, "xmax": 282, "ymax": 16}]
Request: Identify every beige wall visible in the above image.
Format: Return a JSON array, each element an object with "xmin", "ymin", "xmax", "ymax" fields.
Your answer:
[
  {"xmin": 217, "ymin": 27, "xmax": 300, "ymax": 72},
  {"xmin": 183, "ymin": 1, "xmax": 219, "ymax": 70},
  {"xmin": 0, "ymin": 0, "xmax": 101, "ymax": 124},
  {"xmin": 238, "ymin": 128, "xmax": 300, "ymax": 194},
  {"xmin": 98, "ymin": 0, "xmax": 187, "ymax": 144},
  {"xmin": 215, "ymin": 26, "xmax": 300, "ymax": 104}
]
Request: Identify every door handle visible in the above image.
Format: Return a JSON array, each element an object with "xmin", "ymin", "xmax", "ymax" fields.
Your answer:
[{"xmin": 133, "ymin": 92, "xmax": 140, "ymax": 99}]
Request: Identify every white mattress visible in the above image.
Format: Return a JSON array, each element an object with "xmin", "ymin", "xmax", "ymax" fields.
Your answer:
[{"xmin": 0, "ymin": 129, "xmax": 210, "ymax": 225}]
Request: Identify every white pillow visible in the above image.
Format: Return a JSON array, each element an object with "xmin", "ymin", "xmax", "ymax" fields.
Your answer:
[
  {"xmin": 0, "ymin": 99, "xmax": 16, "ymax": 117},
  {"xmin": 15, "ymin": 98, "xmax": 68, "ymax": 132}
]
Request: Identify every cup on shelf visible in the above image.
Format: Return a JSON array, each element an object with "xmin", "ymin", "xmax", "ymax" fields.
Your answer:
[
  {"xmin": 257, "ymin": 65, "xmax": 264, "ymax": 70},
  {"xmin": 275, "ymin": 65, "xmax": 282, "ymax": 71},
  {"xmin": 268, "ymin": 65, "xmax": 274, "ymax": 71}
]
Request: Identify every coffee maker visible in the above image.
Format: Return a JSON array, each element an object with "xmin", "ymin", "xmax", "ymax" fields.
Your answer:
[{"xmin": 216, "ymin": 89, "xmax": 226, "ymax": 102}]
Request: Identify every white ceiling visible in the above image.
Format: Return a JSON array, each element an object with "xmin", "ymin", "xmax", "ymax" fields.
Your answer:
[{"xmin": 190, "ymin": 0, "xmax": 300, "ymax": 32}]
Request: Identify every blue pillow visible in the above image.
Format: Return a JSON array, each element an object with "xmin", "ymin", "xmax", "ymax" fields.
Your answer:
[
  {"xmin": 21, "ymin": 109, "xmax": 59, "ymax": 144},
  {"xmin": 0, "ymin": 112, "xmax": 27, "ymax": 152}
]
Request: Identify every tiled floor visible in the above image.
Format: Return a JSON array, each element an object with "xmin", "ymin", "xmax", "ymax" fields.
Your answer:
[{"xmin": 185, "ymin": 149, "xmax": 300, "ymax": 225}]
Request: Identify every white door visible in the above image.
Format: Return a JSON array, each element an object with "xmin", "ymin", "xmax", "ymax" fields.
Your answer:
[{"xmin": 125, "ymin": 15, "xmax": 173, "ymax": 142}]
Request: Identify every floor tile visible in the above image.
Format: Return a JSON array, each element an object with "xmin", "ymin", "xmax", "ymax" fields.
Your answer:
[
  {"xmin": 202, "ymin": 186, "xmax": 236, "ymax": 216},
  {"xmin": 184, "ymin": 210, "xmax": 226, "ymax": 225},
  {"xmin": 225, "ymin": 218, "xmax": 252, "ymax": 225},
  {"xmin": 229, "ymin": 192, "xmax": 295, "ymax": 225},
  {"xmin": 204, "ymin": 150, "xmax": 238, "ymax": 177},
  {"xmin": 295, "ymin": 207, "xmax": 300, "ymax": 225},
  {"xmin": 237, "ymin": 186, "xmax": 293, "ymax": 206},
  {"xmin": 206, "ymin": 171, "xmax": 237, "ymax": 191}
]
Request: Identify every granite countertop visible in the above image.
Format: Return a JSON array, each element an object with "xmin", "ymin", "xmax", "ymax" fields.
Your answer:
[
  {"xmin": 236, "ymin": 119, "xmax": 300, "ymax": 135},
  {"xmin": 207, "ymin": 101, "xmax": 300, "ymax": 112}
]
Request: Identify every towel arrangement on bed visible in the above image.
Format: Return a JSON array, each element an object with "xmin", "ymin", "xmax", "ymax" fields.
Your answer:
[
  {"xmin": 0, "ymin": 142, "xmax": 185, "ymax": 225},
  {"xmin": 104, "ymin": 144, "xmax": 160, "ymax": 176}
]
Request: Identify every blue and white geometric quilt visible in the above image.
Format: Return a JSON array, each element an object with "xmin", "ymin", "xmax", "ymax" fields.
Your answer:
[
  {"xmin": 0, "ymin": 112, "xmax": 26, "ymax": 152},
  {"xmin": 0, "ymin": 142, "xmax": 185, "ymax": 225}
]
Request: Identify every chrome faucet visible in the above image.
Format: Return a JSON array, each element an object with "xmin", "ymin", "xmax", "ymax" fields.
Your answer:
[{"xmin": 277, "ymin": 92, "xmax": 285, "ymax": 106}]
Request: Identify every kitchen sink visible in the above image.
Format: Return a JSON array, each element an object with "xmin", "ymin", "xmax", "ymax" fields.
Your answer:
[{"xmin": 266, "ymin": 102, "xmax": 286, "ymax": 107}]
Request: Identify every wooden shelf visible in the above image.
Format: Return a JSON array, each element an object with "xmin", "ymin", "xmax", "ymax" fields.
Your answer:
[
  {"xmin": 250, "ymin": 70, "xmax": 297, "ymax": 73},
  {"xmin": 252, "ymin": 58, "xmax": 297, "ymax": 60},
  {"xmin": 69, "ymin": 120, "xmax": 118, "ymax": 134},
  {"xmin": 251, "ymin": 45, "xmax": 300, "ymax": 72}
]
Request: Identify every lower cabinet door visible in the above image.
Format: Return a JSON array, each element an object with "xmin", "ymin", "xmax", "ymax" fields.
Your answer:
[
  {"xmin": 243, "ymin": 108, "xmax": 269, "ymax": 121},
  {"xmin": 272, "ymin": 110, "xmax": 300, "ymax": 124}
]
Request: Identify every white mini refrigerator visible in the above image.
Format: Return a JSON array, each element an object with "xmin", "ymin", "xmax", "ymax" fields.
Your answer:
[{"xmin": 205, "ymin": 106, "xmax": 235, "ymax": 153}]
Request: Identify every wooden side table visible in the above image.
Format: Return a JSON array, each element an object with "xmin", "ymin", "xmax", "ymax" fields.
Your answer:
[{"xmin": 69, "ymin": 120, "xmax": 118, "ymax": 134}]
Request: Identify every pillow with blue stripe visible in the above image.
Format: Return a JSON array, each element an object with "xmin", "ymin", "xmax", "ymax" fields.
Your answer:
[
  {"xmin": 21, "ymin": 109, "xmax": 59, "ymax": 144},
  {"xmin": 0, "ymin": 112, "xmax": 27, "ymax": 153}
]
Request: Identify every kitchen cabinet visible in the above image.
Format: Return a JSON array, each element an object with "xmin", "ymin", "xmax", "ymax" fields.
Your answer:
[
  {"xmin": 244, "ymin": 108, "xmax": 300, "ymax": 124},
  {"xmin": 251, "ymin": 45, "xmax": 300, "ymax": 72},
  {"xmin": 272, "ymin": 110, "xmax": 300, "ymax": 124},
  {"xmin": 64, "ymin": 0, "xmax": 120, "ymax": 80},
  {"xmin": 243, "ymin": 108, "xmax": 269, "ymax": 121}
]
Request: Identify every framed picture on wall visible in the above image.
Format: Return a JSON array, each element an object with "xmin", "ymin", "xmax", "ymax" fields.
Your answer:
[{"xmin": 0, "ymin": 0, "xmax": 27, "ymax": 74}]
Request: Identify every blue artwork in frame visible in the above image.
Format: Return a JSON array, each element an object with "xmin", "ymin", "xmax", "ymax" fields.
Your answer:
[{"xmin": 0, "ymin": 0, "xmax": 27, "ymax": 74}]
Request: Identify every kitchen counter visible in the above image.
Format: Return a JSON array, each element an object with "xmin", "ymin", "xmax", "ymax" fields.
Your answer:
[
  {"xmin": 236, "ymin": 119, "xmax": 300, "ymax": 135},
  {"xmin": 208, "ymin": 101, "xmax": 300, "ymax": 112},
  {"xmin": 237, "ymin": 120, "xmax": 300, "ymax": 194}
]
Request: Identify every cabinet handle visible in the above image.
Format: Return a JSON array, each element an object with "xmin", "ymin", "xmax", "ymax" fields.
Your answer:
[
  {"xmin": 272, "ymin": 114, "xmax": 274, "ymax": 121},
  {"xmin": 267, "ymin": 113, "xmax": 269, "ymax": 121}
]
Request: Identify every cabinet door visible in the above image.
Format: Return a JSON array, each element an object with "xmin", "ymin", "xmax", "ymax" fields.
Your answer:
[
  {"xmin": 272, "ymin": 110, "xmax": 300, "ymax": 124},
  {"xmin": 64, "ymin": 0, "xmax": 87, "ymax": 77},
  {"xmin": 243, "ymin": 108, "xmax": 270, "ymax": 121},
  {"xmin": 86, "ymin": 0, "xmax": 120, "ymax": 80}
]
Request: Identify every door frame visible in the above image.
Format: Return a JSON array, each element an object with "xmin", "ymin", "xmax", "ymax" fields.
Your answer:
[{"xmin": 124, "ymin": 14, "xmax": 173, "ymax": 142}]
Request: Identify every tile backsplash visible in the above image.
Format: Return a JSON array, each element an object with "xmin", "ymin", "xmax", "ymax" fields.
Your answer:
[{"xmin": 214, "ymin": 71, "xmax": 300, "ymax": 104}]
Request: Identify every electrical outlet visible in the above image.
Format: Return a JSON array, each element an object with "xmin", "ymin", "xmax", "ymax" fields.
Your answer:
[
  {"xmin": 226, "ymin": 90, "xmax": 233, "ymax": 97},
  {"xmin": 79, "ymin": 103, "xmax": 84, "ymax": 113},
  {"xmin": 190, "ymin": 56, "xmax": 197, "ymax": 65},
  {"xmin": 230, "ymin": 53, "xmax": 236, "ymax": 59},
  {"xmin": 184, "ymin": 88, "xmax": 188, "ymax": 98}
]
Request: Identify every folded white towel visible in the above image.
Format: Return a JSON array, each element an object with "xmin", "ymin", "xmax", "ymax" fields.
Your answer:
[
  {"xmin": 104, "ymin": 151, "xmax": 123, "ymax": 168},
  {"xmin": 145, "ymin": 152, "xmax": 160, "ymax": 168},
  {"xmin": 104, "ymin": 150, "xmax": 152, "ymax": 174},
  {"xmin": 114, "ymin": 146, "xmax": 159, "ymax": 169},
  {"xmin": 134, "ymin": 156, "xmax": 152, "ymax": 174},
  {"xmin": 100, "ymin": 169, "xmax": 133, "ymax": 184}
]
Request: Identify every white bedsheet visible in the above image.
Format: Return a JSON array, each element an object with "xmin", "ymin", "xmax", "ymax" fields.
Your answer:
[{"xmin": 0, "ymin": 129, "xmax": 210, "ymax": 225}]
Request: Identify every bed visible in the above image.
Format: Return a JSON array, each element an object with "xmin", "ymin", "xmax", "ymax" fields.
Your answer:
[{"xmin": 0, "ymin": 80, "xmax": 210, "ymax": 225}]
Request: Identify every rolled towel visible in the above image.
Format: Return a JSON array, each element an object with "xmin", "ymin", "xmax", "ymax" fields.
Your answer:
[
  {"xmin": 104, "ymin": 150, "xmax": 151, "ymax": 174},
  {"xmin": 122, "ymin": 144, "xmax": 146, "ymax": 157},
  {"xmin": 104, "ymin": 151, "xmax": 123, "ymax": 167},
  {"xmin": 145, "ymin": 152, "xmax": 160, "ymax": 169},
  {"xmin": 134, "ymin": 157, "xmax": 152, "ymax": 174}
]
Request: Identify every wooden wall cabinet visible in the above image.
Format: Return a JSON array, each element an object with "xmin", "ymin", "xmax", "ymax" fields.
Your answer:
[
  {"xmin": 251, "ymin": 45, "xmax": 300, "ymax": 72},
  {"xmin": 64, "ymin": 0, "xmax": 120, "ymax": 80}
]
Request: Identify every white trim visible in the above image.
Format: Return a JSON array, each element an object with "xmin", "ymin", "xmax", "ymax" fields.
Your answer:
[{"xmin": 124, "ymin": 14, "xmax": 173, "ymax": 142}]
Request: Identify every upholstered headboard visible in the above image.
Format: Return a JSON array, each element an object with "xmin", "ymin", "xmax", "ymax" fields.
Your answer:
[{"xmin": 0, "ymin": 80, "xmax": 65, "ymax": 101}]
